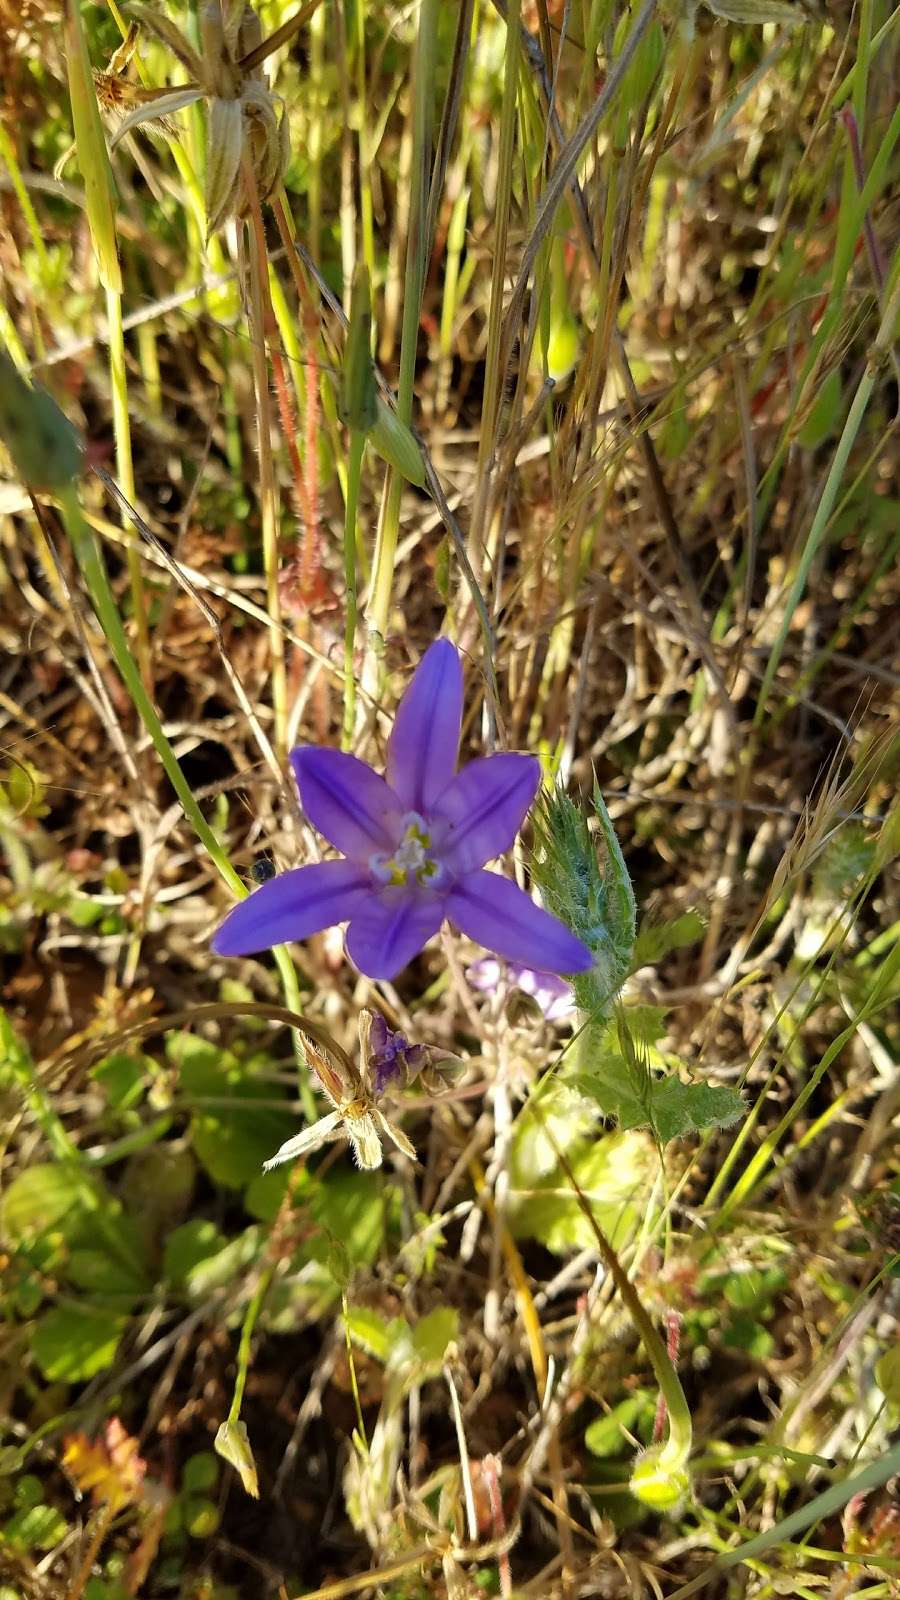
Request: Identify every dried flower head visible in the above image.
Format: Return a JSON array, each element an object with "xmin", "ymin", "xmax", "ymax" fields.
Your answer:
[
  {"xmin": 105, "ymin": 1, "xmax": 289, "ymax": 235},
  {"xmin": 263, "ymin": 1009, "xmax": 454, "ymax": 1173}
]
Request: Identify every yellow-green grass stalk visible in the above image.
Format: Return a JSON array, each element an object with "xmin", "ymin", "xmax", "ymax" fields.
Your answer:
[
  {"xmin": 466, "ymin": 0, "xmax": 523, "ymax": 573},
  {"xmin": 352, "ymin": 0, "xmax": 376, "ymax": 289},
  {"xmin": 244, "ymin": 160, "xmax": 289, "ymax": 756},
  {"xmin": 703, "ymin": 814, "xmax": 899, "ymax": 1226},
  {"xmin": 0, "ymin": 304, "xmax": 30, "ymax": 372},
  {"xmin": 307, "ymin": 0, "xmax": 326, "ymax": 262},
  {"xmin": 754, "ymin": 260, "xmax": 900, "ymax": 727},
  {"xmin": 366, "ymin": 0, "xmax": 440, "ymax": 649},
  {"xmin": 754, "ymin": 96, "xmax": 900, "ymax": 527},
  {"xmin": 437, "ymin": 181, "xmax": 472, "ymax": 414},
  {"xmin": 340, "ymin": 266, "xmax": 378, "ymax": 748},
  {"xmin": 136, "ymin": 320, "xmax": 162, "ymax": 417},
  {"xmin": 0, "ymin": 123, "xmax": 50, "ymax": 285},
  {"xmin": 58, "ymin": 488, "xmax": 242, "ymax": 892},
  {"xmin": 223, "ymin": 1260, "xmax": 276, "ymax": 1471},
  {"xmin": 65, "ymin": 0, "xmax": 150, "ymax": 691},
  {"xmin": 664, "ymin": 1437, "xmax": 900, "ymax": 1600},
  {"xmin": 714, "ymin": 926, "xmax": 899, "ymax": 1230}
]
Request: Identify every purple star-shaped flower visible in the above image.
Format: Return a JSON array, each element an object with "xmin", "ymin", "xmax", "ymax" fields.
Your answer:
[{"xmin": 212, "ymin": 640, "xmax": 593, "ymax": 982}]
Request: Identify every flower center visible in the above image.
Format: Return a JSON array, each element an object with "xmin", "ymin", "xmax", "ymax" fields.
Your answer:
[{"xmin": 369, "ymin": 812, "xmax": 443, "ymax": 889}]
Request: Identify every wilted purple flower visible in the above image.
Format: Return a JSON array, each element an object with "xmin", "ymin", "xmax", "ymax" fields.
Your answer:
[
  {"xmin": 261, "ymin": 1009, "xmax": 452, "ymax": 1172},
  {"xmin": 212, "ymin": 639, "xmax": 593, "ymax": 982},
  {"xmin": 367, "ymin": 1011, "xmax": 426, "ymax": 1095},
  {"xmin": 263, "ymin": 1009, "xmax": 417, "ymax": 1172},
  {"xmin": 467, "ymin": 957, "xmax": 576, "ymax": 1023}
]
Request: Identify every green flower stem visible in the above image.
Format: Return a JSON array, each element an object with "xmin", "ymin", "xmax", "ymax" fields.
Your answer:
[
  {"xmin": 105, "ymin": 281, "xmax": 151, "ymax": 692},
  {"xmin": 227, "ymin": 1265, "xmax": 274, "ymax": 1426},
  {"xmin": 528, "ymin": 1093, "xmax": 692, "ymax": 1499},
  {"xmin": 57, "ymin": 488, "xmax": 315, "ymax": 1121}
]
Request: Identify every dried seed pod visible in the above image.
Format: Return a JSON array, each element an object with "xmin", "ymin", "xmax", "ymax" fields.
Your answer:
[{"xmin": 106, "ymin": 0, "xmax": 290, "ymax": 237}]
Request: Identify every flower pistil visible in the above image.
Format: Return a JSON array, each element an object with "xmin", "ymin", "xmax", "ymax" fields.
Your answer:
[{"xmin": 369, "ymin": 812, "xmax": 444, "ymax": 889}]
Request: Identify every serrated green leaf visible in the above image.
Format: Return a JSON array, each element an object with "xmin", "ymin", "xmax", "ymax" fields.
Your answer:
[
  {"xmin": 183, "ymin": 1452, "xmax": 219, "ymax": 1494},
  {"xmin": 311, "ymin": 1169, "xmax": 399, "ymax": 1269},
  {"xmin": 183, "ymin": 1495, "xmax": 220, "ymax": 1538},
  {"xmin": 621, "ymin": 1005, "xmax": 668, "ymax": 1048},
  {"xmin": 32, "ymin": 1303, "xmax": 127, "ymax": 1382},
  {"xmin": 182, "ymin": 1226, "xmax": 262, "ymax": 1298},
  {"xmin": 644, "ymin": 1079, "xmax": 745, "ymax": 1145},
  {"xmin": 66, "ymin": 1246, "xmax": 146, "ymax": 1298},
  {"xmin": 723, "ymin": 1267, "xmax": 787, "ymax": 1312},
  {"xmin": 721, "ymin": 1312, "xmax": 774, "ymax": 1359},
  {"xmin": 244, "ymin": 1163, "xmax": 298, "ymax": 1221}
]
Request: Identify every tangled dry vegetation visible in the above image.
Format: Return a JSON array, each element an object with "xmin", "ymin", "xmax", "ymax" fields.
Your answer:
[{"xmin": 0, "ymin": 0, "xmax": 898, "ymax": 1597}]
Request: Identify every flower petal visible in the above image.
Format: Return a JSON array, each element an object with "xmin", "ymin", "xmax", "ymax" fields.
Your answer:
[
  {"xmin": 345, "ymin": 890, "xmax": 444, "ymax": 980},
  {"xmin": 262, "ymin": 1111, "xmax": 342, "ymax": 1170},
  {"xmin": 345, "ymin": 1109, "xmax": 384, "ymax": 1170},
  {"xmin": 291, "ymin": 748, "xmax": 402, "ymax": 860},
  {"xmin": 446, "ymin": 871, "xmax": 593, "ymax": 975},
  {"xmin": 108, "ymin": 86, "xmax": 203, "ymax": 150},
  {"xmin": 376, "ymin": 1109, "xmax": 417, "ymax": 1161},
  {"xmin": 435, "ymin": 753, "xmax": 540, "ymax": 872},
  {"xmin": 205, "ymin": 95, "xmax": 243, "ymax": 237},
  {"xmin": 386, "ymin": 639, "xmax": 463, "ymax": 812},
  {"xmin": 212, "ymin": 860, "xmax": 369, "ymax": 956}
]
